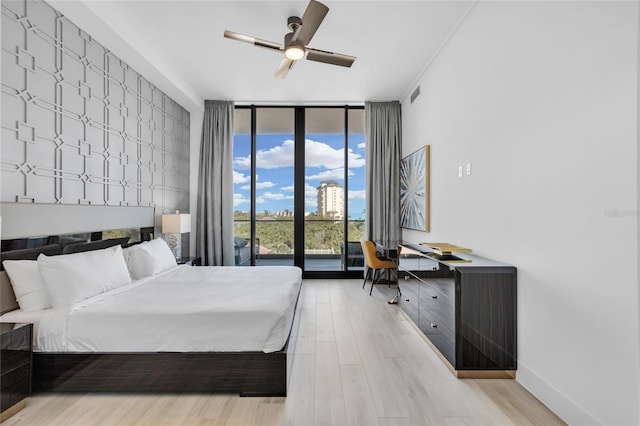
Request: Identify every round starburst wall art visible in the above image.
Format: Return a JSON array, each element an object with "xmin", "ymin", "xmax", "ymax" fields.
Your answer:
[{"xmin": 400, "ymin": 145, "xmax": 430, "ymax": 231}]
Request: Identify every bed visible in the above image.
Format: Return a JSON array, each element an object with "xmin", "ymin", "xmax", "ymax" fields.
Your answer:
[{"xmin": 0, "ymin": 229, "xmax": 302, "ymax": 396}]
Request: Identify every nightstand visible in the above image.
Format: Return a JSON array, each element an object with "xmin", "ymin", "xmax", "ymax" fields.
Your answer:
[
  {"xmin": 177, "ymin": 257, "xmax": 201, "ymax": 266},
  {"xmin": 0, "ymin": 323, "xmax": 32, "ymax": 423}
]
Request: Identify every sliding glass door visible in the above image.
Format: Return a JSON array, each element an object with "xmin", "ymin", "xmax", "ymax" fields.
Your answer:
[{"xmin": 233, "ymin": 106, "xmax": 364, "ymax": 277}]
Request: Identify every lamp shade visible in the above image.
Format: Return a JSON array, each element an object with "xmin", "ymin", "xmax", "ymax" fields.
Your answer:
[{"xmin": 162, "ymin": 213, "xmax": 191, "ymax": 234}]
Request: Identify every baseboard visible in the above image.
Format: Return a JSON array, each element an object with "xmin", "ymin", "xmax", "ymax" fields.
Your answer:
[{"xmin": 517, "ymin": 361, "xmax": 600, "ymax": 425}]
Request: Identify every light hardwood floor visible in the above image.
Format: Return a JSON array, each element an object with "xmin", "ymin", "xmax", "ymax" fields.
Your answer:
[{"xmin": 4, "ymin": 279, "xmax": 566, "ymax": 426}]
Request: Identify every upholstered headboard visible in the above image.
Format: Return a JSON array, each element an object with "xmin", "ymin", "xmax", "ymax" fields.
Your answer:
[
  {"xmin": 1, "ymin": 271, "xmax": 19, "ymax": 314},
  {"xmin": 0, "ymin": 203, "xmax": 155, "ymax": 314}
]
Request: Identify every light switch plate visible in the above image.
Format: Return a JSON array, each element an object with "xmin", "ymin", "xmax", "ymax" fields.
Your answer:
[
  {"xmin": 458, "ymin": 166, "xmax": 463, "ymax": 178},
  {"xmin": 466, "ymin": 163, "xmax": 472, "ymax": 176}
]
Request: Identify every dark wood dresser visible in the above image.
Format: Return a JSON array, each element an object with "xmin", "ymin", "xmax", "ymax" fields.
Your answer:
[
  {"xmin": 1, "ymin": 323, "xmax": 32, "ymax": 422},
  {"xmin": 398, "ymin": 243, "xmax": 517, "ymax": 378}
]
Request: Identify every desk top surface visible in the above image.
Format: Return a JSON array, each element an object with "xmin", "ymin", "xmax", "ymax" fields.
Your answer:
[{"xmin": 399, "ymin": 242, "xmax": 514, "ymax": 268}]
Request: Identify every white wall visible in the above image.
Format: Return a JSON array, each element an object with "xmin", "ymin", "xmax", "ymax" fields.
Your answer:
[{"xmin": 401, "ymin": 2, "xmax": 639, "ymax": 425}]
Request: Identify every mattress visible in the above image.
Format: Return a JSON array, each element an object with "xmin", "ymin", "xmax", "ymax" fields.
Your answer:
[{"xmin": 0, "ymin": 265, "xmax": 302, "ymax": 354}]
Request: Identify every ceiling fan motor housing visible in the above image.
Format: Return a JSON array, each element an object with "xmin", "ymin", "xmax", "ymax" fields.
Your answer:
[
  {"xmin": 287, "ymin": 16, "xmax": 302, "ymax": 31},
  {"xmin": 284, "ymin": 32, "xmax": 306, "ymax": 60}
]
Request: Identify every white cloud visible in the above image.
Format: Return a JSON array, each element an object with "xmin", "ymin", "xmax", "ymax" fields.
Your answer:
[
  {"xmin": 280, "ymin": 184, "xmax": 318, "ymax": 198},
  {"xmin": 234, "ymin": 170, "xmax": 250, "ymax": 184},
  {"xmin": 305, "ymin": 183, "xmax": 318, "ymax": 198},
  {"xmin": 305, "ymin": 197, "xmax": 317, "ymax": 210},
  {"xmin": 348, "ymin": 190, "xmax": 366, "ymax": 200},
  {"xmin": 306, "ymin": 168, "xmax": 352, "ymax": 181},
  {"xmin": 234, "ymin": 193, "xmax": 250, "ymax": 206},
  {"xmin": 261, "ymin": 192, "xmax": 294, "ymax": 201},
  {"xmin": 306, "ymin": 139, "xmax": 365, "ymax": 168},
  {"xmin": 233, "ymin": 138, "xmax": 365, "ymax": 170},
  {"xmin": 235, "ymin": 193, "xmax": 266, "ymax": 206},
  {"xmin": 240, "ymin": 181, "xmax": 276, "ymax": 190},
  {"xmin": 234, "ymin": 140, "xmax": 294, "ymax": 170},
  {"xmin": 357, "ymin": 142, "xmax": 366, "ymax": 149},
  {"xmin": 256, "ymin": 181, "xmax": 276, "ymax": 189},
  {"xmin": 305, "ymin": 183, "xmax": 319, "ymax": 210}
]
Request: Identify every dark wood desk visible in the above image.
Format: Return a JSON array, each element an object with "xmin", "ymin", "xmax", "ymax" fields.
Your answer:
[{"xmin": 398, "ymin": 242, "xmax": 517, "ymax": 378}]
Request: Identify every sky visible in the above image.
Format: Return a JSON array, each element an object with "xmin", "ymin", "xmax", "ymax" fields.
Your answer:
[{"xmin": 233, "ymin": 133, "xmax": 366, "ymax": 219}]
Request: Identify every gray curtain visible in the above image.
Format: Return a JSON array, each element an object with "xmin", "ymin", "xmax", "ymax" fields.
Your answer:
[
  {"xmin": 364, "ymin": 101, "xmax": 401, "ymax": 246},
  {"xmin": 196, "ymin": 100, "xmax": 235, "ymax": 266}
]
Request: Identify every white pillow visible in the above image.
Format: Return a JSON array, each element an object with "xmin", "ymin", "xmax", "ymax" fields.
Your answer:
[
  {"xmin": 2, "ymin": 260, "xmax": 51, "ymax": 312},
  {"xmin": 124, "ymin": 238, "xmax": 177, "ymax": 280},
  {"xmin": 38, "ymin": 245, "xmax": 132, "ymax": 308}
]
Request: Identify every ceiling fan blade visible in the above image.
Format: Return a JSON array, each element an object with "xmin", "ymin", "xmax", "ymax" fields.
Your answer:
[
  {"xmin": 306, "ymin": 48, "xmax": 356, "ymax": 67},
  {"xmin": 224, "ymin": 30, "xmax": 282, "ymax": 52},
  {"xmin": 274, "ymin": 58, "xmax": 296, "ymax": 79},
  {"xmin": 297, "ymin": 0, "xmax": 329, "ymax": 45}
]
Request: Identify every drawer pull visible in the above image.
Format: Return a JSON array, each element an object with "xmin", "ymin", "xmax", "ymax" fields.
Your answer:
[
  {"xmin": 430, "ymin": 323, "xmax": 438, "ymax": 328},
  {"xmin": 405, "ymin": 299, "xmax": 410, "ymax": 302},
  {"xmin": 431, "ymin": 295, "xmax": 437, "ymax": 300}
]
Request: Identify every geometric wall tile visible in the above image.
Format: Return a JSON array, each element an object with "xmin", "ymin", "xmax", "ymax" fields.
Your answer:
[
  {"xmin": 79, "ymin": 140, "xmax": 92, "ymax": 156},
  {"xmin": 17, "ymin": 123, "xmax": 36, "ymax": 143},
  {"xmin": 78, "ymin": 81, "xmax": 92, "ymax": 99},
  {"xmin": 1, "ymin": 0, "xmax": 190, "ymax": 221},
  {"xmin": 18, "ymin": 48, "xmax": 36, "ymax": 71}
]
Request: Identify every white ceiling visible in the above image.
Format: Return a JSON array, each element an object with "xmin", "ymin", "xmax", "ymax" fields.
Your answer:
[{"xmin": 50, "ymin": 1, "xmax": 474, "ymax": 112}]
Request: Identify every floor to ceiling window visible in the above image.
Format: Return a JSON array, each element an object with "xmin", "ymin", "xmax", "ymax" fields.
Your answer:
[{"xmin": 232, "ymin": 105, "xmax": 365, "ymax": 277}]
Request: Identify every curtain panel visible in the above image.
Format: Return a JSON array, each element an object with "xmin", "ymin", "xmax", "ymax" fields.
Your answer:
[
  {"xmin": 196, "ymin": 100, "xmax": 235, "ymax": 266},
  {"xmin": 364, "ymin": 101, "xmax": 401, "ymax": 246}
]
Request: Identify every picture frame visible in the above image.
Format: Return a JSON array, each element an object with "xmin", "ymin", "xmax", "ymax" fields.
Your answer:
[{"xmin": 400, "ymin": 145, "xmax": 430, "ymax": 232}]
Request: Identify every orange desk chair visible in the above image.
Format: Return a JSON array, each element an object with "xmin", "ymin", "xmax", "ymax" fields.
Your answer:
[{"xmin": 360, "ymin": 240, "xmax": 398, "ymax": 296}]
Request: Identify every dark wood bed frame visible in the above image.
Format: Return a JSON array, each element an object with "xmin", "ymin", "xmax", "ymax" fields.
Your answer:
[
  {"xmin": 33, "ymin": 311, "xmax": 300, "ymax": 396},
  {"xmin": 1, "ymin": 228, "xmax": 301, "ymax": 397}
]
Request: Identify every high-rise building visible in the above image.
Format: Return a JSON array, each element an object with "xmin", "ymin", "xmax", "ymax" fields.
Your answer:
[{"xmin": 317, "ymin": 180, "xmax": 344, "ymax": 219}]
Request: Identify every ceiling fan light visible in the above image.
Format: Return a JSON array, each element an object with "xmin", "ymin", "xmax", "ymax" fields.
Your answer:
[{"xmin": 285, "ymin": 43, "xmax": 305, "ymax": 61}]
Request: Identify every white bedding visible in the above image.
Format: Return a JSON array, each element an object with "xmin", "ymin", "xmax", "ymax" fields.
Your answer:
[{"xmin": 0, "ymin": 265, "xmax": 302, "ymax": 354}]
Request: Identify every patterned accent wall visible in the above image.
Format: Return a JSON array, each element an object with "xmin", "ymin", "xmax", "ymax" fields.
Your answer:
[{"xmin": 1, "ymin": 0, "xmax": 190, "ymax": 214}]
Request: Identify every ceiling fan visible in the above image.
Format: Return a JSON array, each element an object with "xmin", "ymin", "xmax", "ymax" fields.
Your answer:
[{"xmin": 223, "ymin": 0, "xmax": 356, "ymax": 79}]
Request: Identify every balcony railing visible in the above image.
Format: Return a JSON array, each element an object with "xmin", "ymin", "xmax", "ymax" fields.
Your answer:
[{"xmin": 233, "ymin": 218, "xmax": 365, "ymax": 269}]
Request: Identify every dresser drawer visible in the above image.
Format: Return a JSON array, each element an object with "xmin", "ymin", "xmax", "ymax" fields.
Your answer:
[
  {"xmin": 420, "ymin": 283, "xmax": 455, "ymax": 332},
  {"xmin": 428, "ymin": 278, "xmax": 455, "ymax": 300},
  {"xmin": 418, "ymin": 306, "xmax": 455, "ymax": 343},
  {"xmin": 429, "ymin": 334, "xmax": 455, "ymax": 366},
  {"xmin": 1, "ymin": 349, "xmax": 30, "ymax": 373},
  {"xmin": 1, "ymin": 362, "xmax": 30, "ymax": 391},
  {"xmin": 398, "ymin": 279, "xmax": 420, "ymax": 324},
  {"xmin": 1, "ymin": 363, "xmax": 30, "ymax": 412},
  {"xmin": 0, "ymin": 323, "xmax": 33, "ymax": 417},
  {"xmin": 0, "ymin": 327, "xmax": 29, "ymax": 351}
]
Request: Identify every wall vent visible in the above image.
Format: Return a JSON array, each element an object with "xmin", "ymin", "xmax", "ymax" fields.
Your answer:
[{"xmin": 410, "ymin": 86, "xmax": 421, "ymax": 103}]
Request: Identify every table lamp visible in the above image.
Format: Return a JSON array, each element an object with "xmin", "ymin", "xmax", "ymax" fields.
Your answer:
[{"xmin": 161, "ymin": 212, "xmax": 191, "ymax": 260}]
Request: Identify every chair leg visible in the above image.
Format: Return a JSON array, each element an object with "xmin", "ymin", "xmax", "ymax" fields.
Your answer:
[
  {"xmin": 362, "ymin": 267, "xmax": 371, "ymax": 289},
  {"xmin": 370, "ymin": 269, "xmax": 377, "ymax": 295}
]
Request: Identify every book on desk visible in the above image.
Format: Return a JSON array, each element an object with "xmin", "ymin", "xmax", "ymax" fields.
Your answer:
[{"xmin": 419, "ymin": 242, "xmax": 473, "ymax": 263}]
